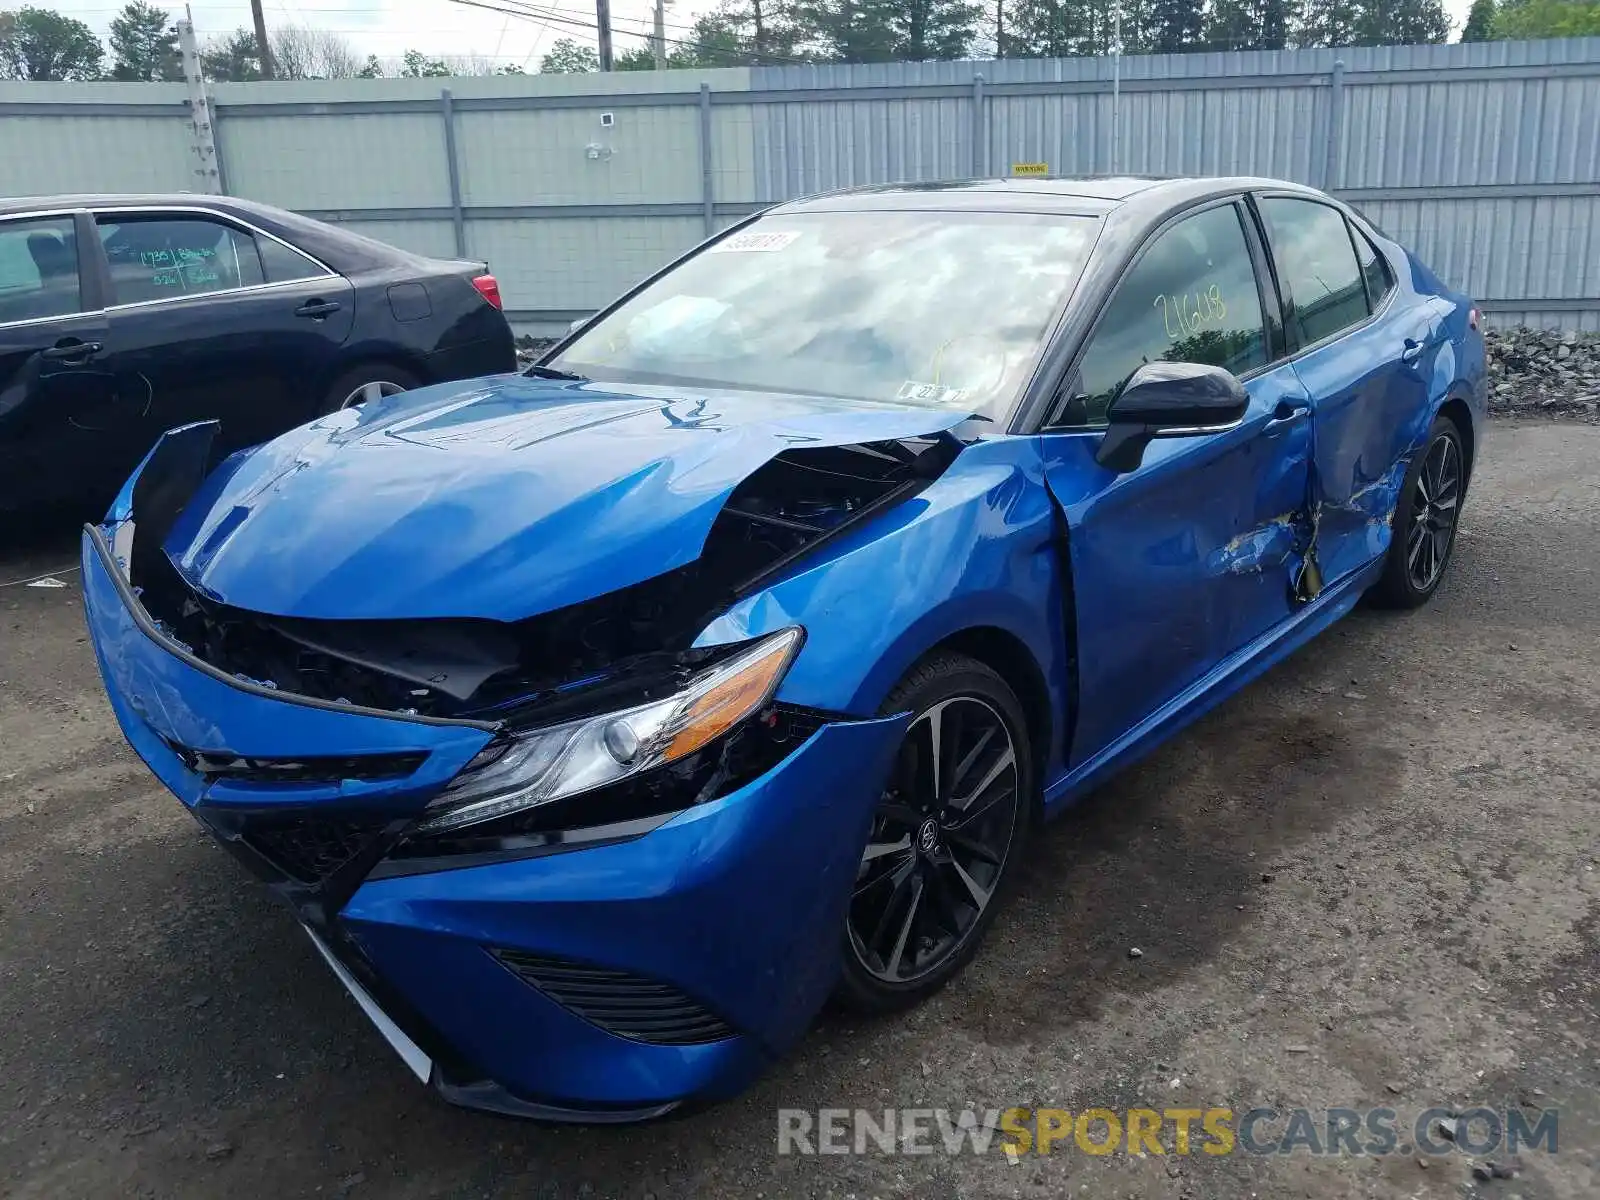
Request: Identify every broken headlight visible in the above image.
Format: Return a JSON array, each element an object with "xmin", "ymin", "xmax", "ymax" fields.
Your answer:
[{"xmin": 412, "ymin": 627, "xmax": 803, "ymax": 836}]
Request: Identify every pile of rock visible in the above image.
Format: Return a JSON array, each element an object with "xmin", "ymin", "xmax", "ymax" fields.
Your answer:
[{"xmin": 1486, "ymin": 326, "xmax": 1600, "ymax": 419}]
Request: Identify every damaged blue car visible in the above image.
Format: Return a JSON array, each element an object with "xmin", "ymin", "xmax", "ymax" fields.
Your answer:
[{"xmin": 82, "ymin": 176, "xmax": 1484, "ymax": 1120}]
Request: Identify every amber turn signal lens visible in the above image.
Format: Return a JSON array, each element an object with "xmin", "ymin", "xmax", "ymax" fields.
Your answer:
[{"xmin": 663, "ymin": 630, "xmax": 801, "ymax": 761}]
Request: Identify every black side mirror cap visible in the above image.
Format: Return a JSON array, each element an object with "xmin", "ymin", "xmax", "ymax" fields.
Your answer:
[{"xmin": 1094, "ymin": 361, "xmax": 1249, "ymax": 473}]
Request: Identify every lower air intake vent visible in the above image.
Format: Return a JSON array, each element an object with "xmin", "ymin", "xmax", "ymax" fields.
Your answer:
[
  {"xmin": 492, "ymin": 948, "xmax": 736, "ymax": 1045},
  {"xmin": 239, "ymin": 812, "xmax": 394, "ymax": 883}
]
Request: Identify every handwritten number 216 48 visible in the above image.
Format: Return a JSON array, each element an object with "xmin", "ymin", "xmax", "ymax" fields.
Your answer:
[{"xmin": 1154, "ymin": 284, "xmax": 1227, "ymax": 339}]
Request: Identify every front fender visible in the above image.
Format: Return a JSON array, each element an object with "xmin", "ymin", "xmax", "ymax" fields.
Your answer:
[{"xmin": 696, "ymin": 437, "xmax": 1070, "ymax": 762}]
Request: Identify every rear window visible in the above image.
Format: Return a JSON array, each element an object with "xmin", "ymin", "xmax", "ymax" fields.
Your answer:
[
  {"xmin": 0, "ymin": 216, "xmax": 82, "ymax": 324},
  {"xmin": 98, "ymin": 214, "xmax": 265, "ymax": 305}
]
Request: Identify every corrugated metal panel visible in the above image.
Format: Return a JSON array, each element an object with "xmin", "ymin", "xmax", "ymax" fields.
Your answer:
[
  {"xmin": 324, "ymin": 219, "xmax": 459, "ymax": 261},
  {"xmin": 754, "ymin": 98, "xmax": 971, "ymax": 201},
  {"xmin": 0, "ymin": 114, "xmax": 196, "ymax": 195},
  {"xmin": 220, "ymin": 113, "xmax": 450, "ymax": 209},
  {"xmin": 465, "ymin": 216, "xmax": 702, "ymax": 312},
  {"xmin": 456, "ymin": 106, "xmax": 702, "ymax": 206},
  {"xmin": 1355, "ymin": 196, "xmax": 1598, "ymax": 304}
]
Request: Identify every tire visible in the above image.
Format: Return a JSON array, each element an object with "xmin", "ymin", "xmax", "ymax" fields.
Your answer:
[
  {"xmin": 1368, "ymin": 415, "xmax": 1467, "ymax": 609},
  {"xmin": 835, "ymin": 653, "xmax": 1034, "ymax": 1014},
  {"xmin": 318, "ymin": 362, "xmax": 421, "ymax": 414}
]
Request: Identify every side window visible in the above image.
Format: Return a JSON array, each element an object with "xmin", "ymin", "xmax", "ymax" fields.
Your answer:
[
  {"xmin": 1058, "ymin": 204, "xmax": 1268, "ymax": 428},
  {"xmin": 97, "ymin": 214, "xmax": 266, "ymax": 306},
  {"xmin": 257, "ymin": 235, "xmax": 329, "ymax": 283},
  {"xmin": 1351, "ymin": 224, "xmax": 1395, "ymax": 310},
  {"xmin": 1259, "ymin": 198, "xmax": 1370, "ymax": 347},
  {"xmin": 0, "ymin": 216, "xmax": 83, "ymax": 324}
]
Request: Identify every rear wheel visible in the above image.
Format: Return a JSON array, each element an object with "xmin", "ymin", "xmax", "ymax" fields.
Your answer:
[
  {"xmin": 835, "ymin": 654, "xmax": 1033, "ymax": 1013},
  {"xmin": 319, "ymin": 363, "xmax": 420, "ymax": 414},
  {"xmin": 1369, "ymin": 415, "xmax": 1466, "ymax": 609}
]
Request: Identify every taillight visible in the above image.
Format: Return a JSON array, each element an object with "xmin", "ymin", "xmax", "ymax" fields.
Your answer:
[
  {"xmin": 472, "ymin": 274, "xmax": 503, "ymax": 310},
  {"xmin": 1468, "ymin": 306, "xmax": 1480, "ymax": 330}
]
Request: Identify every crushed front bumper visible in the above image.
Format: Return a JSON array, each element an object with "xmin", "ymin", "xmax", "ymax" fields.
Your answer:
[{"xmin": 81, "ymin": 517, "xmax": 906, "ymax": 1120}]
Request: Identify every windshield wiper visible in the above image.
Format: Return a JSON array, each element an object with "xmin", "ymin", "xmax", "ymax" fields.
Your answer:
[{"xmin": 524, "ymin": 364, "xmax": 587, "ymax": 381}]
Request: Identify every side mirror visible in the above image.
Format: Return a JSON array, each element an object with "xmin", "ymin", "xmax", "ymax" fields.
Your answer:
[{"xmin": 1094, "ymin": 361, "xmax": 1248, "ymax": 473}]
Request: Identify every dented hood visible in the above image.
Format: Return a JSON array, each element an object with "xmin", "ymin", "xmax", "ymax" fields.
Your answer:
[{"xmin": 160, "ymin": 375, "xmax": 972, "ymax": 621}]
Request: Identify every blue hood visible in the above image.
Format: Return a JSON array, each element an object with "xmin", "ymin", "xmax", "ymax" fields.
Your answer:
[{"xmin": 162, "ymin": 375, "xmax": 972, "ymax": 622}]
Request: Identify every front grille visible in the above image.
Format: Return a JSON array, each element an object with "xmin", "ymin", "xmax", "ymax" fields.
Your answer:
[
  {"xmin": 235, "ymin": 812, "xmax": 395, "ymax": 883},
  {"xmin": 172, "ymin": 745, "xmax": 426, "ymax": 785},
  {"xmin": 492, "ymin": 948, "xmax": 736, "ymax": 1045}
]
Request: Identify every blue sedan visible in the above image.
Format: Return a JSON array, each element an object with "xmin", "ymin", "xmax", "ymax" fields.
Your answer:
[{"xmin": 82, "ymin": 176, "xmax": 1485, "ymax": 1120}]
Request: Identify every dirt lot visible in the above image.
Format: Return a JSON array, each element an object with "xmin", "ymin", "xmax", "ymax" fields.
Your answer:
[{"xmin": 1, "ymin": 419, "xmax": 1596, "ymax": 1200}]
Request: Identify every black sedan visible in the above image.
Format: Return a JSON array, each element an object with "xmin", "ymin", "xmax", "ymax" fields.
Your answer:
[{"xmin": 0, "ymin": 194, "xmax": 516, "ymax": 515}]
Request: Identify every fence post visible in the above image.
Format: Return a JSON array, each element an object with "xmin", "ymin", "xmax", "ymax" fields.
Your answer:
[
  {"xmin": 699, "ymin": 83, "xmax": 716, "ymax": 237},
  {"xmin": 440, "ymin": 88, "xmax": 467, "ymax": 258},
  {"xmin": 1323, "ymin": 59, "xmax": 1345, "ymax": 192},
  {"xmin": 971, "ymin": 74, "xmax": 986, "ymax": 178}
]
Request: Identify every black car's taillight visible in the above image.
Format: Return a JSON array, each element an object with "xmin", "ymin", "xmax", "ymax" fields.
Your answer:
[{"xmin": 471, "ymin": 274, "xmax": 503, "ymax": 310}]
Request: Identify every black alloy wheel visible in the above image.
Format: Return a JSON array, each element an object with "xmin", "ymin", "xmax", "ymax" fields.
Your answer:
[
  {"xmin": 837, "ymin": 654, "xmax": 1032, "ymax": 1012},
  {"xmin": 1370, "ymin": 415, "xmax": 1467, "ymax": 609}
]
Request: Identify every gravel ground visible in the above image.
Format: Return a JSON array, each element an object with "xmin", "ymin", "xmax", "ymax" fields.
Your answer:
[{"xmin": 1, "ymin": 419, "xmax": 1596, "ymax": 1200}]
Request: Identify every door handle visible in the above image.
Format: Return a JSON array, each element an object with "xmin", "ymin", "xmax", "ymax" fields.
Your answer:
[
  {"xmin": 295, "ymin": 299, "xmax": 341, "ymax": 319},
  {"xmin": 1400, "ymin": 337, "xmax": 1426, "ymax": 364},
  {"xmin": 40, "ymin": 339, "xmax": 103, "ymax": 364},
  {"xmin": 1262, "ymin": 402, "xmax": 1310, "ymax": 437}
]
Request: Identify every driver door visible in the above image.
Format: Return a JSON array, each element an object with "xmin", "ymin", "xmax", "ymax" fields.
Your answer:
[{"xmin": 1035, "ymin": 198, "xmax": 1314, "ymax": 768}]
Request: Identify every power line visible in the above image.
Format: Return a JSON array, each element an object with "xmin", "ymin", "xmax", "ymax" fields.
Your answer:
[{"xmin": 450, "ymin": 0, "xmax": 815, "ymax": 65}]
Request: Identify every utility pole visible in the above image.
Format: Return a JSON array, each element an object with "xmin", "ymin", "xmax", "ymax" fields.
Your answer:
[
  {"xmin": 596, "ymin": 0, "xmax": 614, "ymax": 70},
  {"xmin": 177, "ymin": 12, "xmax": 222, "ymax": 194},
  {"xmin": 250, "ymin": 0, "xmax": 275, "ymax": 79},
  {"xmin": 652, "ymin": 0, "xmax": 667, "ymax": 69},
  {"xmin": 1110, "ymin": 1, "xmax": 1121, "ymax": 174}
]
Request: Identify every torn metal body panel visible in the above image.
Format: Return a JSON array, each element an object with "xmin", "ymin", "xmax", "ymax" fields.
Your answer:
[{"xmin": 157, "ymin": 376, "xmax": 974, "ymax": 623}]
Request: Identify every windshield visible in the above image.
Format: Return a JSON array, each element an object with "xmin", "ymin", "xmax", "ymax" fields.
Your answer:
[{"xmin": 550, "ymin": 209, "xmax": 1099, "ymax": 420}]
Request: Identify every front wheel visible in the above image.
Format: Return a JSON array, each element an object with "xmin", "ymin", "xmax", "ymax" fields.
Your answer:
[
  {"xmin": 1368, "ymin": 415, "xmax": 1466, "ymax": 609},
  {"xmin": 835, "ymin": 654, "xmax": 1033, "ymax": 1013}
]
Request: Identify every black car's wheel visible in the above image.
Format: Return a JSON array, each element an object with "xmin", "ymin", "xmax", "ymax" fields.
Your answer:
[
  {"xmin": 1369, "ymin": 415, "xmax": 1467, "ymax": 609},
  {"xmin": 836, "ymin": 653, "xmax": 1033, "ymax": 1013},
  {"xmin": 320, "ymin": 363, "xmax": 421, "ymax": 414}
]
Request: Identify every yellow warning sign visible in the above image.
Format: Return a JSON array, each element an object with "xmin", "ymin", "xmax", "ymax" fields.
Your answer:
[{"xmin": 1011, "ymin": 162, "xmax": 1050, "ymax": 177}]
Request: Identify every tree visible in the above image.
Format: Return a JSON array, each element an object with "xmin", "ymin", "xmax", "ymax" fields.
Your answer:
[
  {"xmin": 201, "ymin": 27, "xmax": 262, "ymax": 81},
  {"xmin": 1374, "ymin": 0, "xmax": 1451, "ymax": 42},
  {"xmin": 538, "ymin": 37, "xmax": 599, "ymax": 72},
  {"xmin": 616, "ymin": 44, "xmax": 660, "ymax": 69},
  {"xmin": 1461, "ymin": 0, "xmax": 1496, "ymax": 37},
  {"xmin": 1007, "ymin": 0, "xmax": 1123, "ymax": 57},
  {"xmin": 792, "ymin": 0, "xmax": 983, "ymax": 61},
  {"xmin": 1494, "ymin": 0, "xmax": 1600, "ymax": 36},
  {"xmin": 108, "ymin": 1, "xmax": 180, "ymax": 80},
  {"xmin": 1294, "ymin": 0, "xmax": 1365, "ymax": 45},
  {"xmin": 400, "ymin": 47, "xmax": 450, "ymax": 76},
  {"xmin": 0, "ymin": 6, "xmax": 105, "ymax": 80},
  {"xmin": 270, "ymin": 23, "xmax": 362, "ymax": 79},
  {"xmin": 109, "ymin": 1, "xmax": 180, "ymax": 81},
  {"xmin": 1203, "ymin": 0, "xmax": 1291, "ymax": 49},
  {"xmin": 1146, "ymin": 0, "xmax": 1205, "ymax": 50}
]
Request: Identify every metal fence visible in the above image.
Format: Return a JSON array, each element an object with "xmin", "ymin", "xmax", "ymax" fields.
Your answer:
[{"xmin": 2, "ymin": 36, "xmax": 1597, "ymax": 332}]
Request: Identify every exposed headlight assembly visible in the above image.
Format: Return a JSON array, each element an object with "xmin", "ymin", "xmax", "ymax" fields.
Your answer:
[{"xmin": 413, "ymin": 627, "xmax": 803, "ymax": 835}]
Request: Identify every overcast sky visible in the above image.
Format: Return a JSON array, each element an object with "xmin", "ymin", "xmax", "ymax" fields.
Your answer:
[{"xmin": 53, "ymin": 1, "xmax": 1479, "ymax": 67}]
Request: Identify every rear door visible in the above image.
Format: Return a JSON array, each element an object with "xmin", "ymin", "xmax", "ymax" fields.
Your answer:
[
  {"xmin": 94, "ymin": 208, "xmax": 355, "ymax": 457},
  {"xmin": 1255, "ymin": 195, "xmax": 1436, "ymax": 586},
  {"xmin": 0, "ymin": 210, "xmax": 124, "ymax": 512}
]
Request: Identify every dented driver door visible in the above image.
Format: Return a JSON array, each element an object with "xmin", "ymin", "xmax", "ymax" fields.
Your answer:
[{"xmin": 1034, "ymin": 198, "xmax": 1316, "ymax": 767}]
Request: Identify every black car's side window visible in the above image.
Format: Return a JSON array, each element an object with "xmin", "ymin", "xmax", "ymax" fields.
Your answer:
[
  {"xmin": 97, "ymin": 214, "xmax": 267, "ymax": 306},
  {"xmin": 257, "ymin": 236, "xmax": 329, "ymax": 284},
  {"xmin": 1055, "ymin": 203, "xmax": 1268, "ymax": 428},
  {"xmin": 1351, "ymin": 223, "xmax": 1395, "ymax": 310},
  {"xmin": 0, "ymin": 216, "xmax": 83, "ymax": 325},
  {"xmin": 1259, "ymin": 198, "xmax": 1370, "ymax": 347}
]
